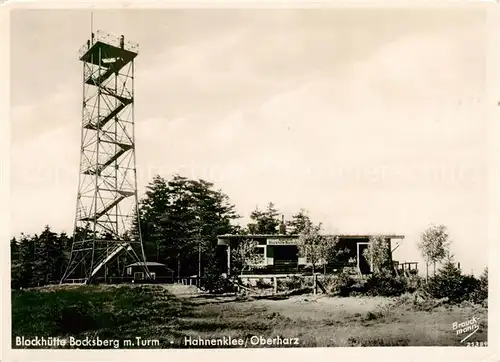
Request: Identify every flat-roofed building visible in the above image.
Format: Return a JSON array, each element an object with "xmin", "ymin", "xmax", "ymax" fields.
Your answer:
[{"xmin": 217, "ymin": 233, "xmax": 406, "ymax": 276}]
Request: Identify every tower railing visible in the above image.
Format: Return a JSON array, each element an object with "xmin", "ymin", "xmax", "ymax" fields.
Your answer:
[{"xmin": 78, "ymin": 29, "xmax": 140, "ymax": 58}]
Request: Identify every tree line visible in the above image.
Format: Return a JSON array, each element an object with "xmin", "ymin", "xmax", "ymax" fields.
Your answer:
[
  {"xmin": 10, "ymin": 173, "xmax": 488, "ymax": 294},
  {"xmin": 10, "ymin": 174, "xmax": 317, "ymax": 289},
  {"xmin": 11, "ymin": 227, "xmax": 71, "ymax": 288}
]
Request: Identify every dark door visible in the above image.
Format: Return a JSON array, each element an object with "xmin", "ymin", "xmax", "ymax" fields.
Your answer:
[{"xmin": 358, "ymin": 243, "xmax": 371, "ymax": 274}]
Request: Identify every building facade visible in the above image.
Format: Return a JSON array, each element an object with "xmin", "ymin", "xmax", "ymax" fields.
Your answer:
[{"xmin": 217, "ymin": 234, "xmax": 405, "ymax": 275}]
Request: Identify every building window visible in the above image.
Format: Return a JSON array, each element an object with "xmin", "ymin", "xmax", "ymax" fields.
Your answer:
[
  {"xmin": 127, "ymin": 267, "xmax": 132, "ymax": 275},
  {"xmin": 134, "ymin": 272, "xmax": 144, "ymax": 280}
]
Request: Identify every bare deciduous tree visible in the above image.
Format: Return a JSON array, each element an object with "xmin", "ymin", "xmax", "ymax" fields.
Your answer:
[
  {"xmin": 418, "ymin": 224, "xmax": 451, "ymax": 280},
  {"xmin": 297, "ymin": 221, "xmax": 335, "ymax": 274}
]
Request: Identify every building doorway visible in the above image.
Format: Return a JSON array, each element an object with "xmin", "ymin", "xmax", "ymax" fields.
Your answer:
[{"xmin": 357, "ymin": 242, "xmax": 372, "ymax": 274}]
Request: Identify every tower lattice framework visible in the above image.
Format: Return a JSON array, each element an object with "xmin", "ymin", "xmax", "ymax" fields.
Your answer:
[{"xmin": 62, "ymin": 31, "xmax": 149, "ymax": 284}]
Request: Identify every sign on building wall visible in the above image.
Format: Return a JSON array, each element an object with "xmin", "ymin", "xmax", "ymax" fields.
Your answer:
[{"xmin": 267, "ymin": 238, "xmax": 298, "ymax": 246}]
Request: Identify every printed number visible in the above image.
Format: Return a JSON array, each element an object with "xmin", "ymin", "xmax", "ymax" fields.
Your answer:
[{"xmin": 467, "ymin": 341, "xmax": 487, "ymax": 347}]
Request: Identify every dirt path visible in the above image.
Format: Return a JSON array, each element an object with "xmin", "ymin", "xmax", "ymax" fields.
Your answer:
[
  {"xmin": 250, "ymin": 294, "xmax": 393, "ymax": 320},
  {"xmin": 161, "ymin": 283, "xmax": 393, "ymax": 319}
]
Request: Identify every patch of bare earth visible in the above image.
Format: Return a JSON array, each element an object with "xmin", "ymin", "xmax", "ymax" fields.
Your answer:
[{"xmin": 164, "ymin": 285, "xmax": 488, "ymax": 347}]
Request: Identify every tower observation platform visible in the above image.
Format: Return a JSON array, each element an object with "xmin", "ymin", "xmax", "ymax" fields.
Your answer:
[{"xmin": 61, "ymin": 31, "xmax": 149, "ymax": 284}]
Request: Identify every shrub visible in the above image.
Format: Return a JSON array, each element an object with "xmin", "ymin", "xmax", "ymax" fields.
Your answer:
[
  {"xmin": 349, "ymin": 280, "xmax": 368, "ymax": 296},
  {"xmin": 365, "ymin": 270, "xmax": 406, "ymax": 297},
  {"xmin": 422, "ymin": 260, "xmax": 480, "ymax": 304},
  {"xmin": 200, "ymin": 273, "xmax": 235, "ymax": 294},
  {"xmin": 319, "ymin": 275, "xmax": 336, "ymax": 293},
  {"xmin": 364, "ymin": 311, "xmax": 380, "ymax": 321},
  {"xmin": 460, "ymin": 275, "xmax": 480, "ymax": 300},
  {"xmin": 277, "ymin": 275, "xmax": 305, "ymax": 291},
  {"xmin": 401, "ymin": 274, "xmax": 422, "ymax": 293},
  {"xmin": 324, "ymin": 269, "xmax": 357, "ymax": 296},
  {"xmin": 255, "ymin": 278, "xmax": 273, "ymax": 289},
  {"xmin": 470, "ymin": 267, "xmax": 488, "ymax": 305}
]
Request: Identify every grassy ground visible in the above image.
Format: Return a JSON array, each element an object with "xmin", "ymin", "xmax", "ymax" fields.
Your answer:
[{"xmin": 11, "ymin": 284, "xmax": 488, "ymax": 348}]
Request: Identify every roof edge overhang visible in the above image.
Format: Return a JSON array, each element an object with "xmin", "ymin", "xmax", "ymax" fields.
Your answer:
[
  {"xmin": 217, "ymin": 234, "xmax": 404, "ymax": 238},
  {"xmin": 125, "ymin": 262, "xmax": 167, "ymax": 267},
  {"xmin": 217, "ymin": 233, "xmax": 405, "ymax": 245}
]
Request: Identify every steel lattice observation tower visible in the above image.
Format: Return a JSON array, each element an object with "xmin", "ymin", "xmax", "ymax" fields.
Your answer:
[{"xmin": 61, "ymin": 30, "xmax": 150, "ymax": 284}]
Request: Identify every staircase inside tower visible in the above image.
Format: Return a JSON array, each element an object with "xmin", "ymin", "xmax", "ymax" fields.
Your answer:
[
  {"xmin": 89, "ymin": 243, "xmax": 133, "ymax": 281},
  {"xmin": 79, "ymin": 191, "xmax": 134, "ymax": 222}
]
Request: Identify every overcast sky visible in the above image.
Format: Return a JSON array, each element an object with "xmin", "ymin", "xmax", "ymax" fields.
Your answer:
[{"xmin": 10, "ymin": 7, "xmax": 489, "ymax": 274}]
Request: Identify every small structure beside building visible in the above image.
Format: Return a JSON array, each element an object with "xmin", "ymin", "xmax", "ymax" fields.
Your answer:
[
  {"xmin": 217, "ymin": 233, "xmax": 408, "ymax": 276},
  {"xmin": 125, "ymin": 261, "xmax": 174, "ymax": 283}
]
